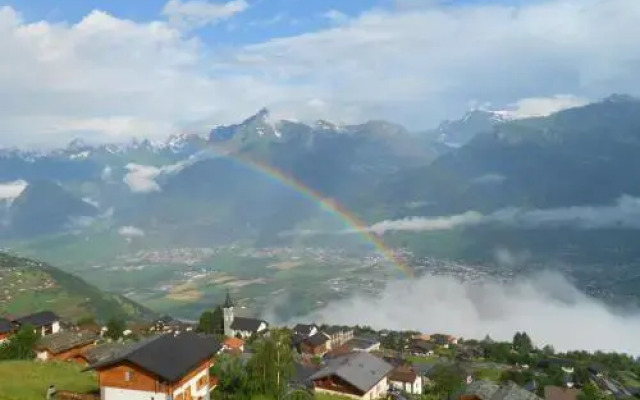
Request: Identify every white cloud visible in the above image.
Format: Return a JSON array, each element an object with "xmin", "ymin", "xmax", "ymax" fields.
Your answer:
[
  {"xmin": 323, "ymin": 10, "xmax": 349, "ymax": 25},
  {"xmin": 235, "ymin": 0, "xmax": 640, "ymax": 127},
  {"xmin": 82, "ymin": 197, "xmax": 100, "ymax": 208},
  {"xmin": 123, "ymin": 164, "xmax": 162, "ymax": 193},
  {"xmin": 492, "ymin": 95, "xmax": 590, "ymax": 119},
  {"xmin": 365, "ymin": 211, "xmax": 484, "ymax": 235},
  {"xmin": 0, "ymin": 180, "xmax": 28, "ymax": 200},
  {"xmin": 353, "ymin": 195, "xmax": 640, "ymax": 234},
  {"xmin": 471, "ymin": 173, "xmax": 507, "ymax": 185},
  {"xmin": 162, "ymin": 0, "xmax": 249, "ymax": 30},
  {"xmin": 1, "ymin": 0, "xmax": 640, "ymax": 146},
  {"xmin": 122, "ymin": 161, "xmax": 188, "ymax": 193},
  {"xmin": 298, "ymin": 272, "xmax": 640, "ymax": 354},
  {"xmin": 118, "ymin": 225, "xmax": 145, "ymax": 237},
  {"xmin": 101, "ymin": 165, "xmax": 113, "ymax": 181}
]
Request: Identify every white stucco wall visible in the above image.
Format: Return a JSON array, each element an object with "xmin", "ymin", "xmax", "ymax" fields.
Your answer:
[
  {"xmin": 389, "ymin": 376, "xmax": 422, "ymax": 395},
  {"xmin": 172, "ymin": 367, "xmax": 210, "ymax": 400},
  {"xmin": 316, "ymin": 376, "xmax": 388, "ymax": 400},
  {"xmin": 39, "ymin": 321, "xmax": 61, "ymax": 336},
  {"xmin": 102, "ymin": 387, "xmax": 168, "ymax": 400},
  {"xmin": 36, "ymin": 350, "xmax": 49, "ymax": 361}
]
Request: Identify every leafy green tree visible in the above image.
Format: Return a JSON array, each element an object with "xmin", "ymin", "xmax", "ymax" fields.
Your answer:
[
  {"xmin": 500, "ymin": 370, "xmax": 535, "ymax": 386},
  {"xmin": 574, "ymin": 367, "xmax": 591, "ymax": 387},
  {"xmin": 513, "ymin": 332, "xmax": 534, "ymax": 354},
  {"xmin": 105, "ymin": 318, "xmax": 125, "ymax": 341},
  {"xmin": 542, "ymin": 344, "xmax": 555, "ymax": 355},
  {"xmin": 198, "ymin": 311, "xmax": 215, "ymax": 334},
  {"xmin": 76, "ymin": 316, "xmax": 97, "ymax": 326},
  {"xmin": 0, "ymin": 324, "xmax": 39, "ymax": 360},
  {"xmin": 199, "ymin": 307, "xmax": 225, "ymax": 335},
  {"xmin": 246, "ymin": 328, "xmax": 294, "ymax": 399},
  {"xmin": 578, "ymin": 382, "xmax": 605, "ymax": 400},
  {"xmin": 483, "ymin": 342, "xmax": 512, "ymax": 363},
  {"xmin": 429, "ymin": 364, "xmax": 464, "ymax": 400},
  {"xmin": 211, "ymin": 354, "xmax": 251, "ymax": 400}
]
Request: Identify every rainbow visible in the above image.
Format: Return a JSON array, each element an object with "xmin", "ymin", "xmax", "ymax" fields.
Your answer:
[{"xmin": 221, "ymin": 153, "xmax": 414, "ymax": 278}]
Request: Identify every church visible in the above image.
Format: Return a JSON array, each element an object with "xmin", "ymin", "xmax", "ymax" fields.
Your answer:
[{"xmin": 223, "ymin": 291, "xmax": 269, "ymax": 339}]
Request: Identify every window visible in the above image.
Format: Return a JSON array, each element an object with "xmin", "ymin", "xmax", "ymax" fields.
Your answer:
[
  {"xmin": 125, "ymin": 370, "xmax": 133, "ymax": 381},
  {"xmin": 197, "ymin": 376, "xmax": 207, "ymax": 389}
]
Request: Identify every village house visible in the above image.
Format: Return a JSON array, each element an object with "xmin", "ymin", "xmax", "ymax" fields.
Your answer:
[
  {"xmin": 544, "ymin": 386, "xmax": 581, "ymax": 400},
  {"xmin": 222, "ymin": 292, "xmax": 268, "ymax": 339},
  {"xmin": 409, "ymin": 339, "xmax": 436, "ymax": 356},
  {"xmin": 13, "ymin": 310, "xmax": 61, "ymax": 336},
  {"xmin": 150, "ymin": 315, "xmax": 195, "ymax": 335},
  {"xmin": 35, "ymin": 330, "xmax": 99, "ymax": 363},
  {"xmin": 324, "ymin": 326, "xmax": 354, "ymax": 350},
  {"xmin": 0, "ymin": 317, "xmax": 13, "ymax": 343},
  {"xmin": 310, "ymin": 352, "xmax": 393, "ymax": 400},
  {"xmin": 388, "ymin": 365, "xmax": 423, "ymax": 395},
  {"xmin": 89, "ymin": 332, "xmax": 221, "ymax": 400},
  {"xmin": 80, "ymin": 342, "xmax": 132, "ymax": 366},
  {"xmin": 460, "ymin": 380, "xmax": 543, "ymax": 400},
  {"xmin": 348, "ymin": 336, "xmax": 381, "ymax": 353},
  {"xmin": 293, "ymin": 323, "xmax": 319, "ymax": 337},
  {"xmin": 587, "ymin": 364, "xmax": 605, "ymax": 378},
  {"xmin": 300, "ymin": 332, "xmax": 330, "ymax": 356},
  {"xmin": 430, "ymin": 333, "xmax": 457, "ymax": 348},
  {"xmin": 222, "ymin": 337, "xmax": 245, "ymax": 353}
]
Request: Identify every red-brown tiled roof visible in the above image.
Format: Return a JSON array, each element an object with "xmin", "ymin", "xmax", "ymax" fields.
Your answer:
[
  {"xmin": 223, "ymin": 337, "xmax": 245, "ymax": 350},
  {"xmin": 544, "ymin": 386, "xmax": 580, "ymax": 400},
  {"xmin": 388, "ymin": 367, "xmax": 417, "ymax": 383}
]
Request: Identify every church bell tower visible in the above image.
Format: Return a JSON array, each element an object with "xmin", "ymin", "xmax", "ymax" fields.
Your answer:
[{"xmin": 222, "ymin": 290, "xmax": 234, "ymax": 337}]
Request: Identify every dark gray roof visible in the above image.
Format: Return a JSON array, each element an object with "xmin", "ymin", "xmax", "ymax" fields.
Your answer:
[
  {"xmin": 36, "ymin": 330, "xmax": 98, "ymax": 353},
  {"xmin": 305, "ymin": 332, "xmax": 329, "ymax": 347},
  {"xmin": 90, "ymin": 333, "xmax": 221, "ymax": 383},
  {"xmin": 310, "ymin": 352, "xmax": 393, "ymax": 394},
  {"xmin": 411, "ymin": 339, "xmax": 436, "ymax": 351},
  {"xmin": 464, "ymin": 381, "xmax": 542, "ymax": 400},
  {"xmin": 293, "ymin": 323, "xmax": 317, "ymax": 336},
  {"xmin": 82, "ymin": 342, "xmax": 133, "ymax": 365},
  {"xmin": 0, "ymin": 318, "xmax": 13, "ymax": 334},
  {"xmin": 230, "ymin": 317, "xmax": 266, "ymax": 332},
  {"xmin": 291, "ymin": 363, "xmax": 319, "ymax": 386},
  {"xmin": 412, "ymin": 362, "xmax": 437, "ymax": 376},
  {"xmin": 347, "ymin": 337, "xmax": 380, "ymax": 350},
  {"xmin": 292, "ymin": 333, "xmax": 306, "ymax": 346},
  {"xmin": 14, "ymin": 311, "xmax": 59, "ymax": 328}
]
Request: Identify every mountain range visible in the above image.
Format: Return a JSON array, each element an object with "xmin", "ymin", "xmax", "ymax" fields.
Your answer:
[{"xmin": 2, "ymin": 95, "xmax": 640, "ymax": 269}]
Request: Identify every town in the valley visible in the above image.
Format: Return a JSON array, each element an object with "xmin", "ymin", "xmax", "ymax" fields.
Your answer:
[{"xmin": 1, "ymin": 291, "xmax": 639, "ymax": 400}]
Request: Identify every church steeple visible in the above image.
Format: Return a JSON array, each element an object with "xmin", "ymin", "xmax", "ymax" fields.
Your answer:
[
  {"xmin": 223, "ymin": 290, "xmax": 234, "ymax": 308},
  {"xmin": 222, "ymin": 290, "xmax": 234, "ymax": 337}
]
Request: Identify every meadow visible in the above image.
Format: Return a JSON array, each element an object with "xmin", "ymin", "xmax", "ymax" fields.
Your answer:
[{"xmin": 0, "ymin": 361, "xmax": 98, "ymax": 400}]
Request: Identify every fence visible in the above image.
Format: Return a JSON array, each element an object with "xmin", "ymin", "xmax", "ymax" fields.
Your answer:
[{"xmin": 54, "ymin": 390, "xmax": 100, "ymax": 400}]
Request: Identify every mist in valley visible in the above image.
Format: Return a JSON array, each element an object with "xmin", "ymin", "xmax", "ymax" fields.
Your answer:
[{"xmin": 279, "ymin": 270, "xmax": 640, "ymax": 355}]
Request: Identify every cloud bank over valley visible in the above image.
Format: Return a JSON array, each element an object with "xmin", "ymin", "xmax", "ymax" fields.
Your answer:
[
  {"xmin": 296, "ymin": 272, "xmax": 640, "ymax": 355},
  {"xmin": 363, "ymin": 195, "xmax": 640, "ymax": 234}
]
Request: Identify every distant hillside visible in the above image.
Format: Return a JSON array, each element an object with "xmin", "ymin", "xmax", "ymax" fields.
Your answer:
[
  {"xmin": 0, "ymin": 252, "xmax": 155, "ymax": 322},
  {"xmin": 7, "ymin": 180, "xmax": 99, "ymax": 238}
]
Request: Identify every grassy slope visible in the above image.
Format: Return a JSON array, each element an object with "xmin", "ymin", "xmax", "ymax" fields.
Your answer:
[
  {"xmin": 0, "ymin": 361, "xmax": 98, "ymax": 400},
  {"xmin": 0, "ymin": 252, "xmax": 155, "ymax": 322}
]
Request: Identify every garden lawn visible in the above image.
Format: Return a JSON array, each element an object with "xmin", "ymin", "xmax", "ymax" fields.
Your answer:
[{"xmin": 0, "ymin": 360, "xmax": 98, "ymax": 400}]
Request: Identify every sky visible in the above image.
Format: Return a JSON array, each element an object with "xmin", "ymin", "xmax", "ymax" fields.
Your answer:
[{"xmin": 1, "ymin": 0, "xmax": 640, "ymax": 147}]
